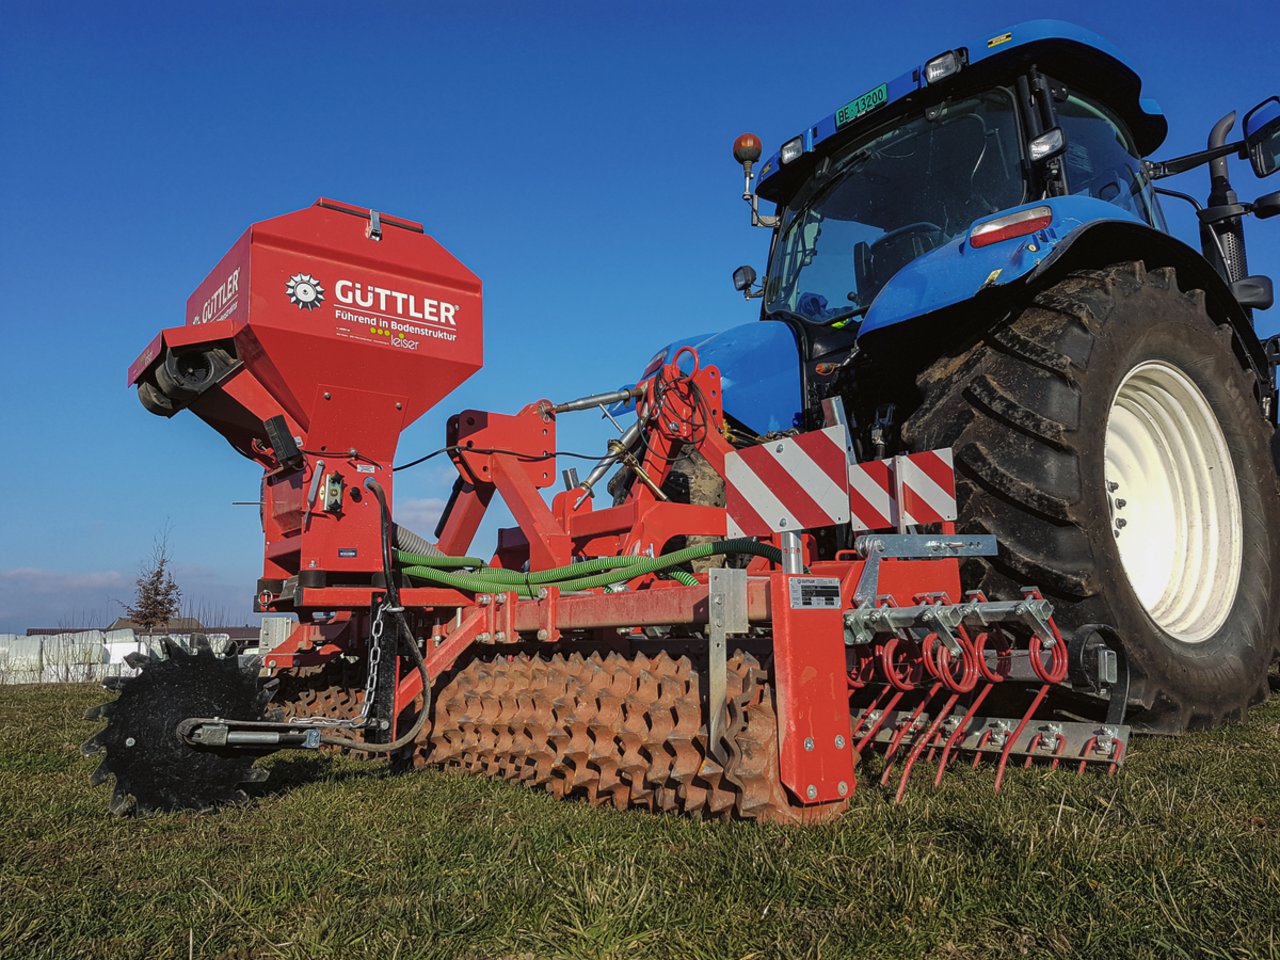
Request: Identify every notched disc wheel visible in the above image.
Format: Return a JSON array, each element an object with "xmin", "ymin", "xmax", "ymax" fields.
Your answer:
[{"xmin": 81, "ymin": 636, "xmax": 273, "ymax": 815}]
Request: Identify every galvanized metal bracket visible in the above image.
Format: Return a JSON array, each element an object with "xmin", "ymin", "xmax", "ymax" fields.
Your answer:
[
  {"xmin": 852, "ymin": 533, "xmax": 998, "ymax": 605},
  {"xmin": 865, "ymin": 709, "xmax": 1131, "ymax": 768},
  {"xmin": 854, "ymin": 532, "xmax": 999, "ymax": 559},
  {"xmin": 708, "ymin": 567, "xmax": 748, "ymax": 761}
]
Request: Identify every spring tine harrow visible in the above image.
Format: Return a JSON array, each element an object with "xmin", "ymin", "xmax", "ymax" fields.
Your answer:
[
  {"xmin": 933, "ymin": 680, "xmax": 994, "ymax": 785},
  {"xmin": 841, "ymin": 586, "xmax": 1125, "ymax": 801},
  {"xmin": 993, "ymin": 684, "xmax": 1052, "ymax": 793},
  {"xmin": 879, "ymin": 681, "xmax": 941, "ymax": 784}
]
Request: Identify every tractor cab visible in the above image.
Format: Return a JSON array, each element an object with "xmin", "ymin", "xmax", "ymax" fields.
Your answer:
[
  {"xmin": 739, "ymin": 21, "xmax": 1170, "ymax": 329},
  {"xmin": 626, "ymin": 20, "xmax": 1278, "ymax": 438}
]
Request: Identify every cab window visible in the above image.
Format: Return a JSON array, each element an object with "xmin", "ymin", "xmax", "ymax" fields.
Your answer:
[{"xmin": 1056, "ymin": 94, "xmax": 1164, "ymax": 228}]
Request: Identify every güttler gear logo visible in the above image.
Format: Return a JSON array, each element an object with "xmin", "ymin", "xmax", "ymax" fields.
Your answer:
[{"xmin": 285, "ymin": 273, "xmax": 325, "ymax": 310}]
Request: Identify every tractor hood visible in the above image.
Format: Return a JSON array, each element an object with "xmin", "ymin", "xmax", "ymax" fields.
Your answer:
[{"xmin": 611, "ymin": 322, "xmax": 803, "ymax": 436}]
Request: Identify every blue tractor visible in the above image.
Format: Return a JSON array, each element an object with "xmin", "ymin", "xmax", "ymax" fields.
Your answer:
[{"xmin": 616, "ymin": 20, "xmax": 1280, "ymax": 733}]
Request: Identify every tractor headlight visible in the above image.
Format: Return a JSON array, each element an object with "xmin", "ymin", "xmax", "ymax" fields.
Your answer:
[
  {"xmin": 1028, "ymin": 127, "xmax": 1066, "ymax": 162},
  {"xmin": 780, "ymin": 136, "xmax": 805, "ymax": 164},
  {"xmin": 924, "ymin": 50, "xmax": 963, "ymax": 84}
]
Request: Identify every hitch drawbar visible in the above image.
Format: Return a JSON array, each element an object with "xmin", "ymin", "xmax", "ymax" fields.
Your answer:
[{"xmin": 179, "ymin": 718, "xmax": 329, "ymax": 750}]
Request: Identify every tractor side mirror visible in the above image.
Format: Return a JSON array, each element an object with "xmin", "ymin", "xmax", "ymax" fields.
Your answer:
[
  {"xmin": 732, "ymin": 264, "xmax": 758, "ymax": 295},
  {"xmin": 1253, "ymin": 190, "xmax": 1280, "ymax": 220},
  {"xmin": 1243, "ymin": 96, "xmax": 1280, "ymax": 177}
]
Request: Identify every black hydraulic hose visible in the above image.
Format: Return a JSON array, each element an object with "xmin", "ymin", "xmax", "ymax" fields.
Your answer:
[
  {"xmin": 364, "ymin": 479, "xmax": 400, "ymax": 607},
  {"xmin": 322, "ymin": 478, "xmax": 429, "ymax": 753}
]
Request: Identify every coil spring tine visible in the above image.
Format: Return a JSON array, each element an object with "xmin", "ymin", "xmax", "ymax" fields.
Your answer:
[
  {"xmin": 1077, "ymin": 738, "xmax": 1097, "ymax": 776},
  {"xmin": 934, "ymin": 681, "xmax": 995, "ymax": 786},
  {"xmin": 854, "ymin": 689, "xmax": 903, "ymax": 756},
  {"xmin": 880, "ymin": 682, "xmax": 940, "ymax": 786},
  {"xmin": 1022, "ymin": 730, "xmax": 1068, "ymax": 771},
  {"xmin": 971, "ymin": 729, "xmax": 992, "ymax": 770},
  {"xmin": 895, "ymin": 691, "xmax": 960, "ymax": 802},
  {"xmin": 993, "ymin": 683, "xmax": 1051, "ymax": 793},
  {"xmin": 850, "ymin": 682, "xmax": 891, "ymax": 742},
  {"xmin": 1075, "ymin": 736, "xmax": 1124, "ymax": 776},
  {"xmin": 1109, "ymin": 738, "xmax": 1124, "ymax": 775}
]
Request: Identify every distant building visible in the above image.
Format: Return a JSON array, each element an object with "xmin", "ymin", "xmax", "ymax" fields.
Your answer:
[
  {"xmin": 28, "ymin": 619, "xmax": 263, "ymax": 644},
  {"xmin": 3, "ymin": 616, "xmax": 295, "ymax": 684},
  {"xmin": 104, "ymin": 616, "xmax": 207, "ymax": 635}
]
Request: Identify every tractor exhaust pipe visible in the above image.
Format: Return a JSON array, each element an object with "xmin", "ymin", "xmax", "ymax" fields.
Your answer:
[{"xmin": 1205, "ymin": 111, "xmax": 1249, "ymax": 285}]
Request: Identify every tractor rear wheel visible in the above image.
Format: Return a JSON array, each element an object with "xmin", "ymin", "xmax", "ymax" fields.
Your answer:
[{"xmin": 901, "ymin": 261, "xmax": 1280, "ymax": 732}]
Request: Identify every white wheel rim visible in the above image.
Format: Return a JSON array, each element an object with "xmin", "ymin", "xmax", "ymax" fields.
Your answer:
[{"xmin": 1103, "ymin": 361, "xmax": 1242, "ymax": 643}]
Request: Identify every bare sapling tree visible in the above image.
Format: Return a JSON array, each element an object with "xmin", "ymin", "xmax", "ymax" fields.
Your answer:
[{"xmin": 125, "ymin": 528, "xmax": 183, "ymax": 636}]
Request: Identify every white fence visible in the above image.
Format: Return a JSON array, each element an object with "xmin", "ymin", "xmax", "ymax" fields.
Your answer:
[{"xmin": 0, "ymin": 618, "xmax": 294, "ymax": 684}]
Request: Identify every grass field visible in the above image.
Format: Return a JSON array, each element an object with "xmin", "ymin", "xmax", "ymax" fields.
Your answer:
[{"xmin": 2, "ymin": 681, "xmax": 1279, "ymax": 960}]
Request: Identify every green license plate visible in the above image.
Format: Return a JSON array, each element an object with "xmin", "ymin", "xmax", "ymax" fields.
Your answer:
[{"xmin": 836, "ymin": 82, "xmax": 888, "ymax": 127}]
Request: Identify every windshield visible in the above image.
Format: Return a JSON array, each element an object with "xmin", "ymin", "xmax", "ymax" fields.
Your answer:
[{"xmin": 765, "ymin": 89, "xmax": 1026, "ymax": 323}]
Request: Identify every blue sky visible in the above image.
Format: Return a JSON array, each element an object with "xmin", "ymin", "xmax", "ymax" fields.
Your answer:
[{"xmin": 1, "ymin": 0, "xmax": 1276, "ymax": 632}]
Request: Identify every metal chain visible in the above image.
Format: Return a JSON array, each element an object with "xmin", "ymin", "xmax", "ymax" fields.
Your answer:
[
  {"xmin": 286, "ymin": 603, "xmax": 400, "ymax": 728},
  {"xmin": 357, "ymin": 604, "xmax": 398, "ymax": 725}
]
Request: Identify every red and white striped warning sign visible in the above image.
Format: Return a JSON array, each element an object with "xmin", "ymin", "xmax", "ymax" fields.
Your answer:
[
  {"xmin": 725, "ymin": 427, "xmax": 850, "ymax": 537},
  {"xmin": 848, "ymin": 449, "xmax": 957, "ymax": 531}
]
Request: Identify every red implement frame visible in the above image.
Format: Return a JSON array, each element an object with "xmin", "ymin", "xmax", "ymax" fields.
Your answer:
[{"xmin": 133, "ymin": 201, "xmax": 1095, "ymax": 815}]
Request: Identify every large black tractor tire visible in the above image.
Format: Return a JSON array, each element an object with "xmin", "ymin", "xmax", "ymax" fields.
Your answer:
[{"xmin": 902, "ymin": 261, "xmax": 1280, "ymax": 732}]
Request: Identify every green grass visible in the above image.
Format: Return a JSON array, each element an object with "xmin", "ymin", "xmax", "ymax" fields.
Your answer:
[{"xmin": 3, "ymin": 682, "xmax": 1280, "ymax": 960}]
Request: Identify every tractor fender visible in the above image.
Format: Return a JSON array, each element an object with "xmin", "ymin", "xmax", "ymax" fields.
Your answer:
[
  {"xmin": 856, "ymin": 196, "xmax": 1270, "ymax": 402},
  {"xmin": 859, "ymin": 196, "xmax": 1151, "ymax": 341},
  {"xmin": 1021, "ymin": 218, "xmax": 1271, "ymax": 391}
]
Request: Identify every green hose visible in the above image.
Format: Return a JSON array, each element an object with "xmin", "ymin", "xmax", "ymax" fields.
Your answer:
[
  {"xmin": 398, "ymin": 565, "xmax": 542, "ymax": 597},
  {"xmin": 399, "ymin": 548, "xmax": 662, "ymax": 584},
  {"xmin": 395, "ymin": 550, "xmax": 488, "ymax": 569},
  {"xmin": 399, "ymin": 538, "xmax": 780, "ymax": 597}
]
